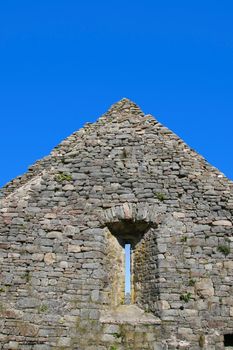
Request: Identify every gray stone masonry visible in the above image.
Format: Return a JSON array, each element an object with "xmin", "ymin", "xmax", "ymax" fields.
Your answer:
[{"xmin": 0, "ymin": 98, "xmax": 233, "ymax": 349}]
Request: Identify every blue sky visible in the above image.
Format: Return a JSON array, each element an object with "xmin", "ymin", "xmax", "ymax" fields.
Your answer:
[{"xmin": 0, "ymin": 1, "xmax": 233, "ymax": 188}]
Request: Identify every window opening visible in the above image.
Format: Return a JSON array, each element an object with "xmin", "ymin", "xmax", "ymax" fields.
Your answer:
[
  {"xmin": 124, "ymin": 243, "xmax": 131, "ymax": 304},
  {"xmin": 106, "ymin": 219, "xmax": 154, "ymax": 308},
  {"xmin": 224, "ymin": 334, "xmax": 233, "ymax": 347}
]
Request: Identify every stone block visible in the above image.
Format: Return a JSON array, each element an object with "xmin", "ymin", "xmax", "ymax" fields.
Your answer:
[
  {"xmin": 44, "ymin": 252, "xmax": 56, "ymax": 265},
  {"xmin": 68, "ymin": 244, "xmax": 81, "ymax": 252},
  {"xmin": 212, "ymin": 220, "xmax": 232, "ymax": 226},
  {"xmin": 8, "ymin": 341, "xmax": 19, "ymax": 350},
  {"xmin": 17, "ymin": 297, "xmax": 40, "ymax": 308},
  {"xmin": 57, "ymin": 337, "xmax": 71, "ymax": 346},
  {"xmin": 195, "ymin": 278, "xmax": 214, "ymax": 298}
]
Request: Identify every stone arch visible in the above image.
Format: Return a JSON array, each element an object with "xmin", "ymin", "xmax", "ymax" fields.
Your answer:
[{"xmin": 99, "ymin": 203, "xmax": 165, "ymax": 228}]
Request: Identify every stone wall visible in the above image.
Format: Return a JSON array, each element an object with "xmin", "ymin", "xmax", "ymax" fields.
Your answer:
[
  {"xmin": 0, "ymin": 98, "xmax": 233, "ymax": 349},
  {"xmin": 105, "ymin": 227, "xmax": 125, "ymax": 307},
  {"xmin": 134, "ymin": 227, "xmax": 159, "ymax": 313}
]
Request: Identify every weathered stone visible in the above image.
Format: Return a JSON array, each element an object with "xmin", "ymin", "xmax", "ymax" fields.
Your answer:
[
  {"xmin": 173, "ymin": 212, "xmax": 186, "ymax": 219},
  {"xmin": 158, "ymin": 300, "xmax": 170, "ymax": 310},
  {"xmin": 33, "ymin": 346, "xmax": 51, "ymax": 350},
  {"xmin": 16, "ymin": 321, "xmax": 39, "ymax": 336},
  {"xmin": 68, "ymin": 244, "xmax": 81, "ymax": 253},
  {"xmin": 91, "ymin": 289, "xmax": 100, "ymax": 302},
  {"xmin": 47, "ymin": 230, "xmax": 62, "ymax": 239},
  {"xmin": 8, "ymin": 341, "xmax": 19, "ymax": 349},
  {"xmin": 0, "ymin": 98, "xmax": 233, "ymax": 349},
  {"xmin": 57, "ymin": 337, "xmax": 71, "ymax": 346},
  {"xmin": 224, "ymin": 261, "xmax": 233, "ymax": 269},
  {"xmin": 32, "ymin": 253, "xmax": 44, "ymax": 261},
  {"xmin": 212, "ymin": 220, "xmax": 232, "ymax": 226},
  {"xmin": 153, "ymin": 342, "xmax": 167, "ymax": 350},
  {"xmin": 195, "ymin": 278, "xmax": 215, "ymax": 298},
  {"xmin": 63, "ymin": 184, "xmax": 75, "ymax": 191},
  {"xmin": 17, "ymin": 297, "xmax": 40, "ymax": 308},
  {"xmin": 60, "ymin": 260, "xmax": 69, "ymax": 268},
  {"xmin": 44, "ymin": 252, "xmax": 56, "ymax": 265}
]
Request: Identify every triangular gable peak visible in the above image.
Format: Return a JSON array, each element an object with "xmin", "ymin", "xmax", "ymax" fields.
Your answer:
[{"xmin": 2, "ymin": 98, "xmax": 232, "ymax": 198}]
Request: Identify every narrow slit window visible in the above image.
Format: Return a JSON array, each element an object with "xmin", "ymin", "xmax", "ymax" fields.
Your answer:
[
  {"xmin": 224, "ymin": 334, "xmax": 233, "ymax": 347},
  {"xmin": 125, "ymin": 243, "xmax": 131, "ymax": 304}
]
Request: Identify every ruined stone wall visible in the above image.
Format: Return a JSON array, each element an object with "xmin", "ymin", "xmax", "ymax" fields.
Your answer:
[
  {"xmin": 133, "ymin": 228, "xmax": 159, "ymax": 313},
  {"xmin": 104, "ymin": 228, "xmax": 125, "ymax": 307},
  {"xmin": 0, "ymin": 99, "xmax": 233, "ymax": 349}
]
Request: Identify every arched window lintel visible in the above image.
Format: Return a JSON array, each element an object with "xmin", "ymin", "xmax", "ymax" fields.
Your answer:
[{"xmin": 99, "ymin": 202, "xmax": 164, "ymax": 229}]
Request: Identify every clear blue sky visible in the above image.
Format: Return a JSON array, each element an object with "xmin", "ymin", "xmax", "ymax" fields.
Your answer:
[{"xmin": 1, "ymin": 1, "xmax": 233, "ymax": 188}]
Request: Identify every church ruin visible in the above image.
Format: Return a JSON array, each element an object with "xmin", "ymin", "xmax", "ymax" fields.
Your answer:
[{"xmin": 0, "ymin": 98, "xmax": 233, "ymax": 349}]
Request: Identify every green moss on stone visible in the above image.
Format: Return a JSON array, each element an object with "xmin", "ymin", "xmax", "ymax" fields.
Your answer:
[
  {"xmin": 217, "ymin": 244, "xmax": 230, "ymax": 256},
  {"xmin": 155, "ymin": 192, "xmax": 166, "ymax": 201},
  {"xmin": 180, "ymin": 292, "xmax": 192, "ymax": 303},
  {"xmin": 55, "ymin": 172, "xmax": 73, "ymax": 182}
]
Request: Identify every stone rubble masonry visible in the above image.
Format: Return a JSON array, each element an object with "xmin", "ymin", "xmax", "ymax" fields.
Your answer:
[{"xmin": 0, "ymin": 98, "xmax": 233, "ymax": 350}]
